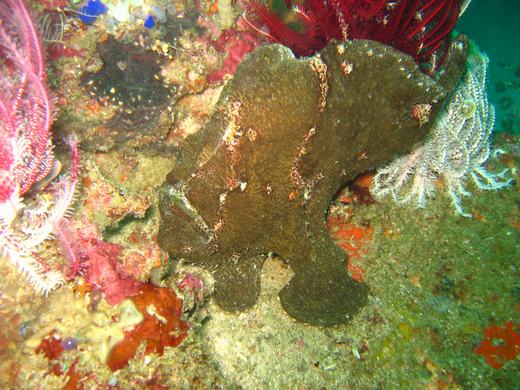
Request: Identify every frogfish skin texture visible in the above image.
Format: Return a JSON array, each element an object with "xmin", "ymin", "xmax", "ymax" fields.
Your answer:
[{"xmin": 158, "ymin": 39, "xmax": 463, "ymax": 326}]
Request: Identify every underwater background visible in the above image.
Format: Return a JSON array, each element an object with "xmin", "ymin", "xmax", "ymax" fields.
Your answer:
[
  {"xmin": 0, "ymin": 0, "xmax": 519, "ymax": 388},
  {"xmin": 457, "ymin": 0, "xmax": 520, "ymax": 135}
]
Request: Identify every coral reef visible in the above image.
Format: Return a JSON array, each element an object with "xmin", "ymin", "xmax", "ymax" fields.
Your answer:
[
  {"xmin": 20, "ymin": 289, "xmax": 145, "ymax": 382},
  {"xmin": 371, "ymin": 44, "xmax": 512, "ymax": 217},
  {"xmin": 2, "ymin": 0, "xmax": 519, "ymax": 386},
  {"xmin": 158, "ymin": 39, "xmax": 456, "ymax": 326},
  {"xmin": 34, "ymin": 330, "xmax": 83, "ymax": 388}
]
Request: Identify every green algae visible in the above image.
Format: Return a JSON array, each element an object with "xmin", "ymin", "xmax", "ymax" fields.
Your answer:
[{"xmin": 344, "ymin": 163, "xmax": 520, "ymax": 387}]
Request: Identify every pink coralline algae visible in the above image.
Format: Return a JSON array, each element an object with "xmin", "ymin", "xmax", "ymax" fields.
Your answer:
[
  {"xmin": 83, "ymin": 237, "xmax": 140, "ymax": 305},
  {"xmin": 0, "ymin": 0, "xmax": 79, "ymax": 294},
  {"xmin": 207, "ymin": 29, "xmax": 262, "ymax": 83},
  {"xmin": 57, "ymin": 220, "xmax": 140, "ymax": 305}
]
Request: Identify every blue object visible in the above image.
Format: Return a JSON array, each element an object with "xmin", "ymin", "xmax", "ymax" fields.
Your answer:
[
  {"xmin": 144, "ymin": 15, "xmax": 155, "ymax": 29},
  {"xmin": 19, "ymin": 322, "xmax": 31, "ymax": 338},
  {"xmin": 78, "ymin": 0, "xmax": 108, "ymax": 24},
  {"xmin": 61, "ymin": 337, "xmax": 78, "ymax": 351}
]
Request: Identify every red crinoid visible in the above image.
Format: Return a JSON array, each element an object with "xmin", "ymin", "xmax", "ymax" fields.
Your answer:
[{"xmin": 243, "ymin": 0, "xmax": 461, "ymax": 73}]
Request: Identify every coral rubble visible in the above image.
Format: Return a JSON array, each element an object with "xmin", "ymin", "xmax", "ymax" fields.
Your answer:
[{"xmin": 158, "ymin": 39, "xmax": 452, "ymax": 326}]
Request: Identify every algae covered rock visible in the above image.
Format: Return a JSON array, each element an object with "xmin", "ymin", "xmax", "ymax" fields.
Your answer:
[{"xmin": 158, "ymin": 40, "xmax": 446, "ymax": 326}]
